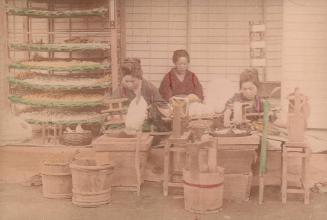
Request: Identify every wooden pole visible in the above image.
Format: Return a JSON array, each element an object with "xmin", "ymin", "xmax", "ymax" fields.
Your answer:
[
  {"xmin": 0, "ymin": 0, "xmax": 10, "ymax": 111},
  {"xmin": 109, "ymin": 0, "xmax": 119, "ymax": 92},
  {"xmin": 119, "ymin": 0, "xmax": 126, "ymax": 60},
  {"xmin": 259, "ymin": 99, "xmax": 270, "ymax": 204}
]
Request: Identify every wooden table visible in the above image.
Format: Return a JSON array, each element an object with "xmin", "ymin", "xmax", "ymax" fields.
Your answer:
[{"xmin": 213, "ymin": 134, "xmax": 260, "ymax": 151}]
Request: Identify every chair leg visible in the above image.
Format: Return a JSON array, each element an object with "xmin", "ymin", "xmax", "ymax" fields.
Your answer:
[{"xmin": 281, "ymin": 147, "xmax": 288, "ymax": 203}]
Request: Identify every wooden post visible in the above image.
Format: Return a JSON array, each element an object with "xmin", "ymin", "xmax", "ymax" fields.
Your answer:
[
  {"xmin": 163, "ymin": 141, "xmax": 171, "ymax": 196},
  {"xmin": 172, "ymin": 103, "xmax": 183, "ymax": 138},
  {"xmin": 0, "ymin": 0, "xmax": 10, "ymax": 111},
  {"xmin": 119, "ymin": 0, "xmax": 126, "ymax": 60},
  {"xmin": 109, "ymin": 0, "xmax": 119, "ymax": 92},
  {"xmin": 259, "ymin": 99, "xmax": 270, "ymax": 204},
  {"xmin": 24, "ymin": 0, "xmax": 31, "ymax": 60},
  {"xmin": 281, "ymin": 146, "xmax": 287, "ymax": 203}
]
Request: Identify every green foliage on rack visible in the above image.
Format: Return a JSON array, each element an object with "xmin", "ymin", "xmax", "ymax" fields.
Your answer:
[
  {"xmin": 9, "ymin": 62, "xmax": 110, "ymax": 72},
  {"xmin": 25, "ymin": 116, "xmax": 106, "ymax": 125},
  {"xmin": 7, "ymin": 77, "xmax": 111, "ymax": 91},
  {"xmin": 10, "ymin": 43, "xmax": 111, "ymax": 52},
  {"xmin": 8, "ymin": 95, "xmax": 106, "ymax": 108},
  {"xmin": 7, "ymin": 7, "xmax": 108, "ymax": 18}
]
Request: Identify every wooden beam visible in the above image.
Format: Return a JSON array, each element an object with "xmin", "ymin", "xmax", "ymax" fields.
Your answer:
[
  {"xmin": 119, "ymin": 0, "xmax": 126, "ymax": 61},
  {"xmin": 0, "ymin": 0, "xmax": 10, "ymax": 111},
  {"xmin": 258, "ymin": 100, "xmax": 270, "ymax": 204}
]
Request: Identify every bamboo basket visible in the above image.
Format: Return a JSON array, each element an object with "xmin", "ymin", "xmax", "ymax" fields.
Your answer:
[{"xmin": 61, "ymin": 131, "xmax": 92, "ymax": 146}]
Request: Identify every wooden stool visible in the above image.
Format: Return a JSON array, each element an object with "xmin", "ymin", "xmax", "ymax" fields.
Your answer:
[
  {"xmin": 163, "ymin": 131, "xmax": 191, "ymax": 196},
  {"xmin": 282, "ymin": 143, "xmax": 311, "ymax": 204}
]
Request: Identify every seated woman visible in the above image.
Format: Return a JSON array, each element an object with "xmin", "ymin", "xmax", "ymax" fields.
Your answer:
[
  {"xmin": 111, "ymin": 58, "xmax": 170, "ymax": 131},
  {"xmin": 159, "ymin": 49, "xmax": 204, "ymax": 103},
  {"xmin": 223, "ymin": 68, "xmax": 263, "ymax": 127}
]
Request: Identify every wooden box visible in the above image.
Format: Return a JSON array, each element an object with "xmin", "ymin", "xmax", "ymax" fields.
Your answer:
[
  {"xmin": 217, "ymin": 150, "xmax": 256, "ymax": 174},
  {"xmin": 92, "ymin": 133, "xmax": 153, "ymax": 190},
  {"xmin": 224, "ymin": 172, "xmax": 253, "ymax": 202}
]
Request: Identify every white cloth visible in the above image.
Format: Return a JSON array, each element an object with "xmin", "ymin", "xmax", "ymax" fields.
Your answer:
[
  {"xmin": 188, "ymin": 77, "xmax": 236, "ymax": 117},
  {"xmin": 205, "ymin": 77, "xmax": 236, "ymax": 113},
  {"xmin": 0, "ymin": 110, "xmax": 32, "ymax": 145},
  {"xmin": 188, "ymin": 102, "xmax": 213, "ymax": 116},
  {"xmin": 125, "ymin": 96, "xmax": 148, "ymax": 132}
]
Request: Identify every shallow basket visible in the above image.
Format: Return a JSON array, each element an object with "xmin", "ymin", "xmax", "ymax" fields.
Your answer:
[{"xmin": 61, "ymin": 131, "xmax": 92, "ymax": 146}]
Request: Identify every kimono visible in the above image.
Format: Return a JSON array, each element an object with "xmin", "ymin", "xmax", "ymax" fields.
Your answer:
[
  {"xmin": 112, "ymin": 79, "xmax": 167, "ymax": 108},
  {"xmin": 159, "ymin": 68, "xmax": 204, "ymax": 102},
  {"xmin": 112, "ymin": 79, "xmax": 170, "ymax": 132}
]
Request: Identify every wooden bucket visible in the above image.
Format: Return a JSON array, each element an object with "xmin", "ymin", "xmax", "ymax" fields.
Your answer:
[
  {"xmin": 183, "ymin": 167, "xmax": 224, "ymax": 214},
  {"xmin": 70, "ymin": 159, "xmax": 114, "ymax": 207},
  {"xmin": 41, "ymin": 161, "xmax": 72, "ymax": 199}
]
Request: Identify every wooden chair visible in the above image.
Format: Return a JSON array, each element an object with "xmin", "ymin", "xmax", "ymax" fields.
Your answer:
[{"xmin": 281, "ymin": 88, "xmax": 311, "ymax": 204}]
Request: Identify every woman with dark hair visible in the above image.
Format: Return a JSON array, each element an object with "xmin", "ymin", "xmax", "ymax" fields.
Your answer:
[
  {"xmin": 159, "ymin": 49, "xmax": 204, "ymax": 102},
  {"xmin": 112, "ymin": 58, "xmax": 170, "ymax": 131},
  {"xmin": 223, "ymin": 68, "xmax": 263, "ymax": 127}
]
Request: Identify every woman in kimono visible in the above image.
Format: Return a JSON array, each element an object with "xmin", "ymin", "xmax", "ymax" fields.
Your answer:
[
  {"xmin": 111, "ymin": 58, "xmax": 170, "ymax": 131},
  {"xmin": 159, "ymin": 49, "xmax": 204, "ymax": 103},
  {"xmin": 223, "ymin": 68, "xmax": 263, "ymax": 127}
]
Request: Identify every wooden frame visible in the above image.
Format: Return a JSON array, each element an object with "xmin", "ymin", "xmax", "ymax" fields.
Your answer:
[{"xmin": 109, "ymin": 0, "xmax": 119, "ymax": 92}]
